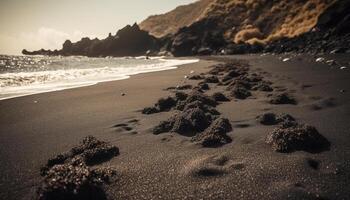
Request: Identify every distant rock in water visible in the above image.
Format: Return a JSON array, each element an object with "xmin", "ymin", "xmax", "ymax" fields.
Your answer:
[{"xmin": 23, "ymin": 23, "xmax": 160, "ymax": 57}]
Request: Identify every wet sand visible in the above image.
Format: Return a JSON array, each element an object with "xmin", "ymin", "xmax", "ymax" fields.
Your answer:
[{"xmin": 1, "ymin": 54, "xmax": 350, "ymax": 199}]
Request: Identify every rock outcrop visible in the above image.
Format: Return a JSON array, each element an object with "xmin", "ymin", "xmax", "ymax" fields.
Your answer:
[{"xmin": 23, "ymin": 24, "xmax": 160, "ymax": 57}]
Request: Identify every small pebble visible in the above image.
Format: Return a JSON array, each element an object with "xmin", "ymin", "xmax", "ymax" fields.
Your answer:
[{"xmin": 316, "ymin": 57, "xmax": 325, "ymax": 62}]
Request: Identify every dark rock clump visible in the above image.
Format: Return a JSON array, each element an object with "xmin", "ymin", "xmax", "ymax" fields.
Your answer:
[
  {"xmin": 246, "ymin": 74, "xmax": 263, "ymax": 82},
  {"xmin": 171, "ymin": 115, "xmax": 195, "ymax": 136},
  {"xmin": 266, "ymin": 124, "xmax": 330, "ymax": 153},
  {"xmin": 252, "ymin": 82, "xmax": 273, "ymax": 92},
  {"xmin": 176, "ymin": 84, "xmax": 192, "ymax": 90},
  {"xmin": 204, "ymin": 76, "xmax": 220, "ymax": 83},
  {"xmin": 175, "ymin": 90, "xmax": 218, "ymax": 111},
  {"xmin": 188, "ymin": 75, "xmax": 205, "ymax": 80},
  {"xmin": 142, "ymin": 106, "xmax": 159, "ymax": 115},
  {"xmin": 258, "ymin": 113, "xmax": 295, "ymax": 125},
  {"xmin": 227, "ymin": 70, "xmax": 241, "ymax": 78},
  {"xmin": 41, "ymin": 136, "xmax": 119, "ymax": 174},
  {"xmin": 153, "ymin": 119, "xmax": 174, "ymax": 135},
  {"xmin": 37, "ymin": 160, "xmax": 115, "ymax": 200},
  {"xmin": 146, "ymin": 90, "xmax": 218, "ymax": 116},
  {"xmin": 208, "ymin": 64, "xmax": 230, "ymax": 75},
  {"xmin": 70, "ymin": 136, "xmax": 119, "ymax": 166},
  {"xmin": 221, "ymin": 75, "xmax": 234, "ymax": 83},
  {"xmin": 211, "ymin": 92, "xmax": 230, "ymax": 102},
  {"xmin": 208, "ymin": 62, "xmax": 248, "ymax": 75},
  {"xmin": 226, "ymin": 79, "xmax": 251, "ymax": 91},
  {"xmin": 231, "ymin": 86, "xmax": 252, "ymax": 99},
  {"xmin": 270, "ymin": 93, "xmax": 297, "ymax": 105},
  {"xmin": 198, "ymin": 82, "xmax": 210, "ymax": 90},
  {"xmin": 258, "ymin": 113, "xmax": 278, "ymax": 125},
  {"xmin": 184, "ymin": 108, "xmax": 211, "ymax": 132},
  {"xmin": 182, "ymin": 100, "xmax": 220, "ymax": 116},
  {"xmin": 277, "ymin": 113, "xmax": 295, "ymax": 123},
  {"xmin": 185, "ymin": 90, "xmax": 217, "ymax": 107},
  {"xmin": 156, "ymin": 97, "xmax": 177, "ymax": 111},
  {"xmin": 153, "ymin": 107, "xmax": 213, "ymax": 136},
  {"xmin": 37, "ymin": 136, "xmax": 118, "ymax": 200},
  {"xmin": 143, "ymin": 96, "xmax": 177, "ymax": 115},
  {"xmin": 280, "ymin": 120, "xmax": 299, "ymax": 129},
  {"xmin": 175, "ymin": 92, "xmax": 188, "ymax": 101},
  {"xmin": 192, "ymin": 118, "xmax": 233, "ymax": 147}
]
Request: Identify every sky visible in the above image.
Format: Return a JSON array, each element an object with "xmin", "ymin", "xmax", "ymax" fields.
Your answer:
[{"xmin": 0, "ymin": 0, "xmax": 196, "ymax": 55}]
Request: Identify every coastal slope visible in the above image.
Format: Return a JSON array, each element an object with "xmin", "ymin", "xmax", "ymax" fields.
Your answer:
[
  {"xmin": 141, "ymin": 0, "xmax": 337, "ymax": 43},
  {"xmin": 139, "ymin": 0, "xmax": 213, "ymax": 38}
]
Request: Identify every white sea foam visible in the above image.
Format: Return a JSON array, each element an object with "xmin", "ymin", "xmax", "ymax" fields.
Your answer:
[{"xmin": 0, "ymin": 56, "xmax": 199, "ymax": 100}]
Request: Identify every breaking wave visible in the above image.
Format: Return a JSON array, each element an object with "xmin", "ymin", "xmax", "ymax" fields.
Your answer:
[{"xmin": 0, "ymin": 55, "xmax": 199, "ymax": 100}]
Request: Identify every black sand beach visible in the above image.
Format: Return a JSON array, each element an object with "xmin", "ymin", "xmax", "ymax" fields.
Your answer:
[{"xmin": 1, "ymin": 54, "xmax": 350, "ymax": 199}]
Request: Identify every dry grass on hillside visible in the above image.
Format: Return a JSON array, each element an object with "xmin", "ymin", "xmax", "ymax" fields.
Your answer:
[
  {"xmin": 139, "ymin": 0, "xmax": 214, "ymax": 37},
  {"xmin": 140, "ymin": 0, "xmax": 336, "ymax": 44},
  {"xmin": 206, "ymin": 0, "xmax": 336, "ymax": 44}
]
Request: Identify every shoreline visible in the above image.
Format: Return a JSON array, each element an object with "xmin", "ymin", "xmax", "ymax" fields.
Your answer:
[
  {"xmin": 0, "ymin": 57, "xmax": 199, "ymax": 101},
  {"xmin": 1, "ymin": 55, "xmax": 350, "ymax": 199}
]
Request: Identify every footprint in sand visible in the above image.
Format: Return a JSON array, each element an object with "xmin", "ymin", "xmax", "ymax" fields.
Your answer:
[
  {"xmin": 182, "ymin": 155, "xmax": 245, "ymax": 178},
  {"xmin": 234, "ymin": 123, "xmax": 251, "ymax": 128},
  {"xmin": 113, "ymin": 118, "xmax": 139, "ymax": 134},
  {"xmin": 305, "ymin": 158, "xmax": 320, "ymax": 170},
  {"xmin": 273, "ymin": 86, "xmax": 287, "ymax": 92},
  {"xmin": 307, "ymin": 97, "xmax": 337, "ymax": 111},
  {"xmin": 300, "ymin": 84, "xmax": 313, "ymax": 90}
]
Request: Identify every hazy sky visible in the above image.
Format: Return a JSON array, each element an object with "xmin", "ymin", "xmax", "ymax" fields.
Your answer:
[{"xmin": 0, "ymin": 0, "xmax": 196, "ymax": 55}]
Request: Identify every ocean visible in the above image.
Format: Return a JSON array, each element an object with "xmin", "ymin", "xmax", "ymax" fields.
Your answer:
[{"xmin": 0, "ymin": 55, "xmax": 199, "ymax": 100}]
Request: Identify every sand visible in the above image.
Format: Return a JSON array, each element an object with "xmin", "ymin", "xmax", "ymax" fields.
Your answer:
[{"xmin": 0, "ymin": 54, "xmax": 350, "ymax": 199}]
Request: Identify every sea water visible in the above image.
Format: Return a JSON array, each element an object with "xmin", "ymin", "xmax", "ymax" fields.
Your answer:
[{"xmin": 0, "ymin": 55, "xmax": 199, "ymax": 100}]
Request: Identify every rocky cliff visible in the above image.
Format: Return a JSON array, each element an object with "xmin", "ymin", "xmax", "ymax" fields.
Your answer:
[
  {"xmin": 23, "ymin": 23, "xmax": 160, "ymax": 57},
  {"xmin": 139, "ymin": 0, "xmax": 213, "ymax": 38},
  {"xmin": 142, "ymin": 0, "xmax": 338, "ymax": 44},
  {"xmin": 165, "ymin": 0, "xmax": 350, "ymax": 56}
]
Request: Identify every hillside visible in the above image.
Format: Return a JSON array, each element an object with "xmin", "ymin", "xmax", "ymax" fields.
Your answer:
[
  {"xmin": 167, "ymin": 0, "xmax": 350, "ymax": 56},
  {"xmin": 139, "ymin": 0, "xmax": 213, "ymax": 37},
  {"xmin": 141, "ymin": 0, "xmax": 336, "ymax": 44},
  {"xmin": 205, "ymin": 0, "xmax": 337, "ymax": 44}
]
